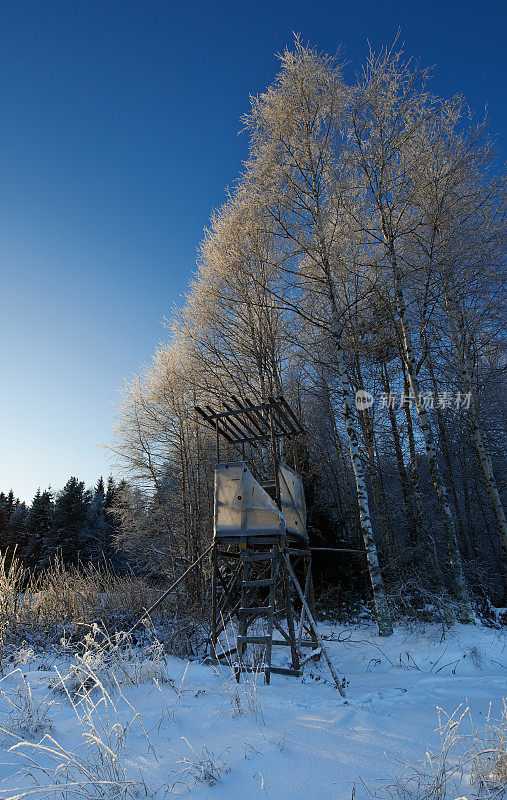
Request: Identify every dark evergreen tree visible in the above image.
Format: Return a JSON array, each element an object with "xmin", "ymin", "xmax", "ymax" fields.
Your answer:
[
  {"xmin": 9, "ymin": 501, "xmax": 29, "ymax": 560},
  {"xmin": 80, "ymin": 477, "xmax": 109, "ymax": 562},
  {"xmin": 0, "ymin": 490, "xmax": 28, "ymax": 566},
  {"xmin": 105, "ymin": 478, "xmax": 129, "ymax": 571},
  {"xmin": 51, "ymin": 477, "xmax": 90, "ymax": 565},
  {"xmin": 0, "ymin": 491, "xmax": 9, "ymax": 550},
  {"xmin": 26, "ymin": 489, "xmax": 54, "ymax": 570},
  {"xmin": 105, "ymin": 476, "xmax": 116, "ymax": 508},
  {"xmin": 5, "ymin": 490, "xmax": 15, "ymax": 518}
]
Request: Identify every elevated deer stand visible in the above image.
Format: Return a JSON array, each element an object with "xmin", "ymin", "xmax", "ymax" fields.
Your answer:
[{"xmin": 196, "ymin": 396, "xmax": 318, "ymax": 685}]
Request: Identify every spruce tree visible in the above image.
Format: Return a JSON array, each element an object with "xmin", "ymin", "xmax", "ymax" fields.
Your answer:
[
  {"xmin": 26, "ymin": 489, "xmax": 54, "ymax": 570},
  {"xmin": 105, "ymin": 476, "xmax": 116, "ymax": 508},
  {"xmin": 80, "ymin": 477, "xmax": 109, "ymax": 562},
  {"xmin": 0, "ymin": 492, "xmax": 9, "ymax": 551},
  {"xmin": 0, "ymin": 490, "xmax": 27, "ymax": 566},
  {"xmin": 9, "ymin": 501, "xmax": 29, "ymax": 561},
  {"xmin": 104, "ymin": 478, "xmax": 129, "ymax": 570},
  {"xmin": 51, "ymin": 478, "xmax": 90, "ymax": 565}
]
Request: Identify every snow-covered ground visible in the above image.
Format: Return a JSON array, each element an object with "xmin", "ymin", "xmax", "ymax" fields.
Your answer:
[{"xmin": 0, "ymin": 621, "xmax": 505, "ymax": 799}]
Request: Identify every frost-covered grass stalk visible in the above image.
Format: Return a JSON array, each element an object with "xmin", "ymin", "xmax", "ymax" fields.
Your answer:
[
  {"xmin": 59, "ymin": 621, "xmax": 170, "ymax": 692},
  {"xmin": 393, "ymin": 699, "xmax": 507, "ymax": 800},
  {"xmin": 0, "ymin": 669, "xmax": 53, "ymax": 739},
  {"xmin": 170, "ymin": 737, "xmax": 230, "ymax": 792},
  {"xmin": 223, "ymin": 667, "xmax": 264, "ymax": 721},
  {"xmin": 3, "ymin": 667, "xmax": 154, "ymax": 799},
  {"xmin": 213, "ymin": 624, "xmax": 264, "ymax": 720},
  {"xmin": 153, "ymin": 661, "xmax": 188, "ymax": 729}
]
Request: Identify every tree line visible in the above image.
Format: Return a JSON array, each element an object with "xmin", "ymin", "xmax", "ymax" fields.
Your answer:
[
  {"xmin": 110, "ymin": 39, "xmax": 506, "ymax": 633},
  {"xmin": 0, "ymin": 477, "xmax": 125, "ymax": 572}
]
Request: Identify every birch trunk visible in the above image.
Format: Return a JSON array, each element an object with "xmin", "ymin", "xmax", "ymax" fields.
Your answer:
[
  {"xmin": 332, "ymin": 326, "xmax": 393, "ymax": 634},
  {"xmin": 444, "ymin": 291, "xmax": 507, "ymax": 598},
  {"xmin": 386, "ymin": 237, "xmax": 473, "ymax": 621},
  {"xmin": 426, "ymin": 349, "xmax": 473, "ymax": 558},
  {"xmin": 323, "ymin": 378, "xmax": 363, "ymax": 545},
  {"xmin": 311, "ymin": 201, "xmax": 393, "ymax": 633},
  {"xmin": 400, "ymin": 341, "xmax": 447, "ymax": 594},
  {"xmin": 381, "ymin": 362, "xmax": 421, "ymax": 547},
  {"xmin": 355, "ymin": 364, "xmax": 399, "ymax": 571},
  {"xmin": 319, "ymin": 259, "xmax": 393, "ymax": 634}
]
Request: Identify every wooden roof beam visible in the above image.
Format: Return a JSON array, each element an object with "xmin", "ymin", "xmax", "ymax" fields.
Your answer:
[{"xmin": 195, "ymin": 405, "xmax": 235, "ymax": 444}]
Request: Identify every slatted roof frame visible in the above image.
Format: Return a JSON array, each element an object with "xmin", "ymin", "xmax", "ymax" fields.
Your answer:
[{"xmin": 195, "ymin": 395, "xmax": 305, "ymax": 446}]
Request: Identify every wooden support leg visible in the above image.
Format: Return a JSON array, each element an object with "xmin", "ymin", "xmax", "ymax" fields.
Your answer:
[
  {"xmin": 307, "ymin": 558, "xmax": 317, "ymax": 619},
  {"xmin": 282, "ymin": 552, "xmax": 345, "ymax": 697},
  {"xmin": 235, "ymin": 547, "xmax": 248, "ymax": 682},
  {"xmin": 296, "ymin": 555, "xmax": 312, "ymax": 652},
  {"xmin": 280, "ymin": 542, "xmax": 300, "ymax": 672},
  {"xmin": 211, "ymin": 545, "xmax": 218, "ymax": 658},
  {"xmin": 264, "ymin": 543, "xmax": 278, "ymax": 685}
]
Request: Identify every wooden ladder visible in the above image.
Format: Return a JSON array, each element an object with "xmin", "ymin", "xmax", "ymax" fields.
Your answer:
[{"xmin": 235, "ymin": 541, "xmax": 301, "ymax": 685}]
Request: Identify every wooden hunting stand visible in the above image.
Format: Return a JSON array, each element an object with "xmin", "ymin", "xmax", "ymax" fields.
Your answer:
[{"xmin": 195, "ymin": 396, "xmax": 319, "ymax": 685}]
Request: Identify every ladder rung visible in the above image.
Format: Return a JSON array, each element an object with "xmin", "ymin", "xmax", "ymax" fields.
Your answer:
[
  {"xmin": 238, "ymin": 606, "xmax": 273, "ymax": 614},
  {"xmin": 234, "ymin": 665, "xmax": 268, "ymax": 674},
  {"xmin": 243, "ymin": 551, "xmax": 275, "ymax": 562},
  {"xmin": 272, "ymin": 639, "xmax": 316, "ymax": 647},
  {"xmin": 270, "ymin": 666, "xmax": 302, "ymax": 677},
  {"xmin": 237, "ymin": 635, "xmax": 271, "ymax": 644},
  {"xmin": 216, "ymin": 647, "xmax": 237, "ymax": 660},
  {"xmin": 243, "ymin": 579, "xmax": 274, "ymax": 587}
]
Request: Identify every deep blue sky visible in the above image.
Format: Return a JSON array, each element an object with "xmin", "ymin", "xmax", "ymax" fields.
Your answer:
[{"xmin": 1, "ymin": 0, "xmax": 505, "ymax": 502}]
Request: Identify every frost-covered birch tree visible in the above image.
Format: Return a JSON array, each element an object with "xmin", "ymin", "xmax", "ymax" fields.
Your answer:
[
  {"xmin": 346, "ymin": 47, "xmax": 476, "ymax": 620},
  {"xmin": 241, "ymin": 40, "xmax": 393, "ymax": 634}
]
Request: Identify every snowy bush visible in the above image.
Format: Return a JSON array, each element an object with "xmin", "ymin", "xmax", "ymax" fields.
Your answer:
[{"xmin": 0, "ymin": 551, "xmax": 192, "ymax": 657}]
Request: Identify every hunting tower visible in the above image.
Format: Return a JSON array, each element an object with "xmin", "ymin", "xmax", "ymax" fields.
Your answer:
[{"xmin": 195, "ymin": 396, "xmax": 318, "ymax": 684}]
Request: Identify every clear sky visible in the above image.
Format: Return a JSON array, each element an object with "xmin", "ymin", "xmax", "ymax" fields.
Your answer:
[{"xmin": 1, "ymin": 0, "xmax": 505, "ymax": 502}]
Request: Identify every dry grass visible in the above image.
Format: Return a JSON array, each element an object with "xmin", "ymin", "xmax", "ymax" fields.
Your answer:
[
  {"xmin": 0, "ymin": 636, "xmax": 209, "ymax": 798},
  {"xmin": 0, "ymin": 551, "xmax": 203, "ymax": 661}
]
